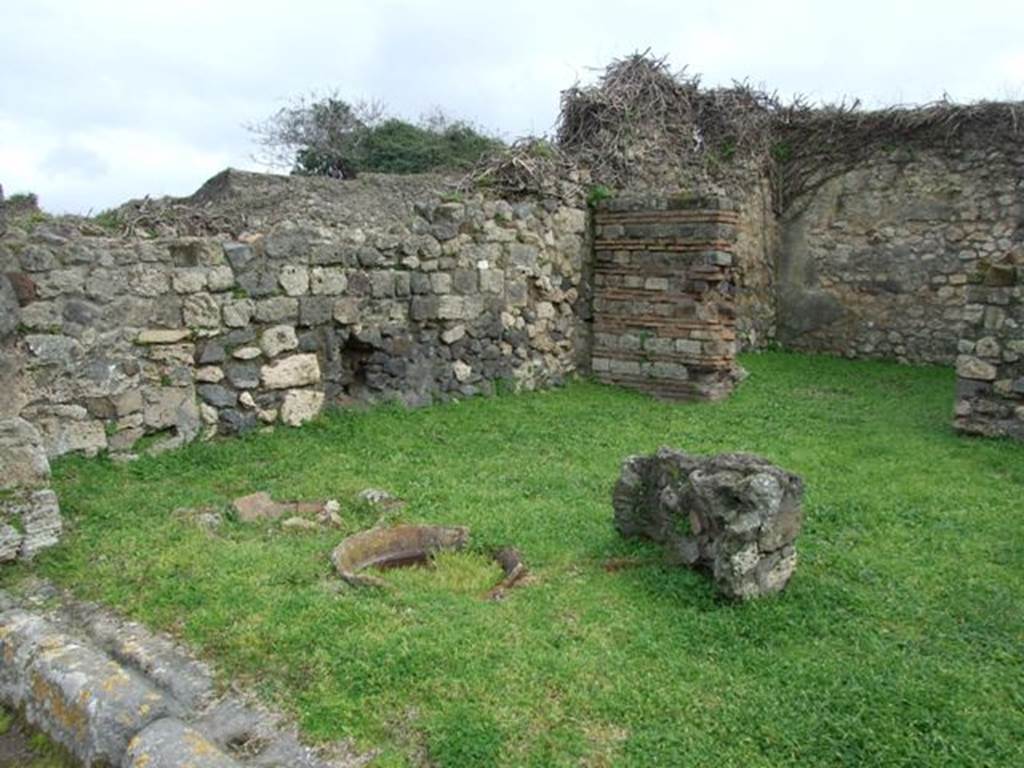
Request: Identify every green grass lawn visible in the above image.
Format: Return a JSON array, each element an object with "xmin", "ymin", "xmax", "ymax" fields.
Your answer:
[{"xmin": 10, "ymin": 352, "xmax": 1024, "ymax": 766}]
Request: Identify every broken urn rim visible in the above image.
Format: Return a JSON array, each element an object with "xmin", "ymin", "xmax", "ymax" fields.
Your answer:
[{"xmin": 330, "ymin": 525, "xmax": 527, "ymax": 598}]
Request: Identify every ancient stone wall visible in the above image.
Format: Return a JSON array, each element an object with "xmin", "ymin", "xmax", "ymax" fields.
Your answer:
[
  {"xmin": 733, "ymin": 179, "xmax": 778, "ymax": 350},
  {"xmin": 954, "ymin": 255, "xmax": 1024, "ymax": 439},
  {"xmin": 590, "ymin": 194, "xmax": 741, "ymax": 400},
  {"xmin": 777, "ymin": 145, "xmax": 1024, "ymax": 364},
  {"xmin": 0, "ymin": 170, "xmax": 587, "ymax": 458}
]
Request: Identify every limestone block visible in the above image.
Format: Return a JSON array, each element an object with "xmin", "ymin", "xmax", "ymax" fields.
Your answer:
[
  {"xmin": 0, "ymin": 525, "xmax": 21, "ymax": 562},
  {"xmin": 222, "ymin": 298, "xmax": 254, "ymax": 328},
  {"xmin": 280, "ymin": 388, "xmax": 325, "ymax": 427},
  {"xmin": 16, "ymin": 489, "xmax": 62, "ymax": 559},
  {"xmin": 183, "ymin": 292, "xmax": 221, "ymax": 329},
  {"xmin": 279, "ymin": 264, "xmax": 309, "ymax": 296},
  {"xmin": 260, "ymin": 353, "xmax": 321, "ymax": 389},
  {"xmin": 956, "ymin": 355, "xmax": 997, "ymax": 381},
  {"xmin": 171, "ymin": 267, "xmax": 207, "ymax": 294},
  {"xmin": 441, "ymin": 325, "xmax": 466, "ymax": 344},
  {"xmin": 206, "ymin": 266, "xmax": 235, "ymax": 292},
  {"xmin": 334, "ymin": 297, "xmax": 361, "ymax": 324},
  {"xmin": 123, "ymin": 718, "xmax": 240, "ymax": 768},
  {"xmin": 126, "ymin": 264, "xmax": 171, "ymax": 297},
  {"xmin": 260, "ymin": 324, "xmax": 299, "ymax": 358},
  {"xmin": 140, "ymin": 388, "xmax": 200, "ymax": 448},
  {"xmin": 0, "ymin": 417, "xmax": 50, "ymax": 491},
  {"xmin": 310, "ymin": 267, "xmax": 347, "ymax": 295},
  {"xmin": 137, "ymin": 329, "xmax": 191, "ymax": 345}
]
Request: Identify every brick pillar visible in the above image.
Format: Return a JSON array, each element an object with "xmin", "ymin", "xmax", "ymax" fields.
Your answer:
[{"xmin": 590, "ymin": 194, "xmax": 742, "ymax": 400}]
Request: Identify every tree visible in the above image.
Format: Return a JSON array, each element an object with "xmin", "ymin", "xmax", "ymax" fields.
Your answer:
[{"xmin": 248, "ymin": 93, "xmax": 502, "ymax": 178}]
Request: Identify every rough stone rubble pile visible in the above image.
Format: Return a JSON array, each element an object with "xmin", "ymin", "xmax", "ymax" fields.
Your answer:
[{"xmin": 613, "ymin": 448, "xmax": 804, "ymax": 599}]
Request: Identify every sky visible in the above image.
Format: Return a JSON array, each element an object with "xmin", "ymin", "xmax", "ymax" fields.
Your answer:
[{"xmin": 2, "ymin": 0, "xmax": 1023, "ymax": 214}]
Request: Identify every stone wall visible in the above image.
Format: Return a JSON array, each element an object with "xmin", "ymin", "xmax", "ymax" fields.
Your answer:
[
  {"xmin": 590, "ymin": 194, "xmax": 741, "ymax": 400},
  {"xmin": 777, "ymin": 145, "xmax": 1024, "ymax": 364},
  {"xmin": 954, "ymin": 255, "xmax": 1024, "ymax": 439},
  {"xmin": 0, "ymin": 418, "xmax": 62, "ymax": 562},
  {"xmin": 0, "ymin": 170, "xmax": 587, "ymax": 458},
  {"xmin": 733, "ymin": 179, "xmax": 778, "ymax": 350}
]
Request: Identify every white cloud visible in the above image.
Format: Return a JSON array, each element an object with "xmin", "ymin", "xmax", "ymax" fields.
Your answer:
[{"xmin": 2, "ymin": 1, "xmax": 1023, "ymax": 212}]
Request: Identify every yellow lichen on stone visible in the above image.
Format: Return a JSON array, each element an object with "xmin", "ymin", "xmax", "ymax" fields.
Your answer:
[{"xmin": 30, "ymin": 670, "xmax": 87, "ymax": 740}]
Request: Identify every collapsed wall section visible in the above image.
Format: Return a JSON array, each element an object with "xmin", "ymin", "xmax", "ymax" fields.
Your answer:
[
  {"xmin": 590, "ymin": 194, "xmax": 741, "ymax": 400},
  {"xmin": 0, "ymin": 170, "xmax": 588, "ymax": 459}
]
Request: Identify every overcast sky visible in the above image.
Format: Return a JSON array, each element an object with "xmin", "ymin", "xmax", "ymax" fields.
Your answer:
[{"xmin": 3, "ymin": 0, "xmax": 1023, "ymax": 214}]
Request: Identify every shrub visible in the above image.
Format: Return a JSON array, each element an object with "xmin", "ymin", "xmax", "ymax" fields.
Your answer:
[{"xmin": 250, "ymin": 94, "xmax": 503, "ymax": 178}]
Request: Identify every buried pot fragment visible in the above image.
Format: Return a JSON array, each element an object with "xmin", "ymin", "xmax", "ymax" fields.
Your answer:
[
  {"xmin": 331, "ymin": 525, "xmax": 471, "ymax": 588},
  {"xmin": 485, "ymin": 547, "xmax": 529, "ymax": 601},
  {"xmin": 331, "ymin": 527, "xmax": 530, "ymax": 598},
  {"xmin": 612, "ymin": 448, "xmax": 804, "ymax": 600}
]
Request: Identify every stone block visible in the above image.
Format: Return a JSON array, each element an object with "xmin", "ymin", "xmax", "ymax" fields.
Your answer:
[
  {"xmin": 182, "ymin": 293, "xmax": 221, "ymax": 329},
  {"xmin": 137, "ymin": 329, "xmax": 191, "ymax": 345},
  {"xmin": 279, "ymin": 264, "xmax": 309, "ymax": 296},
  {"xmin": 280, "ymin": 388, "xmax": 325, "ymax": 427},
  {"xmin": 0, "ymin": 418, "xmax": 51, "ymax": 491},
  {"xmin": 0, "ymin": 610, "xmax": 173, "ymax": 766},
  {"xmin": 612, "ymin": 448, "xmax": 803, "ymax": 600},
  {"xmin": 254, "ymin": 296, "xmax": 299, "ymax": 324},
  {"xmin": 27, "ymin": 407, "xmax": 107, "ymax": 458},
  {"xmin": 260, "ymin": 324, "xmax": 299, "ymax": 358},
  {"xmin": 409, "ymin": 296, "xmax": 439, "ymax": 321},
  {"xmin": 206, "ymin": 266, "xmax": 235, "ymax": 292},
  {"xmin": 334, "ymin": 297, "xmax": 361, "ymax": 324},
  {"xmin": 17, "ymin": 489, "xmax": 62, "ymax": 559},
  {"xmin": 123, "ymin": 718, "xmax": 240, "ymax": 768},
  {"xmin": 171, "ymin": 267, "xmax": 207, "ymax": 294},
  {"xmin": 309, "ymin": 267, "xmax": 347, "ymax": 295},
  {"xmin": 298, "ymin": 296, "xmax": 333, "ymax": 326},
  {"xmin": 370, "ymin": 271, "xmax": 395, "ymax": 298},
  {"xmin": 197, "ymin": 384, "xmax": 238, "ymax": 408},
  {"xmin": 956, "ymin": 355, "xmax": 997, "ymax": 381},
  {"xmin": 430, "ymin": 273, "xmax": 452, "ymax": 294},
  {"xmin": 260, "ymin": 354, "xmax": 321, "ymax": 389},
  {"xmin": 224, "ymin": 362, "xmax": 259, "ymax": 389}
]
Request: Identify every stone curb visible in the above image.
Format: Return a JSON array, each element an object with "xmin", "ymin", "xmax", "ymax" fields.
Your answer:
[
  {"xmin": 0, "ymin": 584, "xmax": 371, "ymax": 767},
  {"xmin": 0, "ymin": 608, "xmax": 238, "ymax": 767},
  {"xmin": 124, "ymin": 717, "xmax": 240, "ymax": 767}
]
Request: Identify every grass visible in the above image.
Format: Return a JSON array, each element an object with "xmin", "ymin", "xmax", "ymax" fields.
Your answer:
[
  {"xmin": 0, "ymin": 706, "xmax": 78, "ymax": 767},
  {"xmin": 7, "ymin": 352, "xmax": 1024, "ymax": 766}
]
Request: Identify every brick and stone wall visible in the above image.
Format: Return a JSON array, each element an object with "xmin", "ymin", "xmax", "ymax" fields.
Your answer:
[
  {"xmin": 590, "ymin": 194, "xmax": 742, "ymax": 400},
  {"xmin": 954, "ymin": 255, "xmax": 1024, "ymax": 439},
  {"xmin": 0, "ymin": 170, "xmax": 588, "ymax": 458},
  {"xmin": 777, "ymin": 145, "xmax": 1024, "ymax": 364}
]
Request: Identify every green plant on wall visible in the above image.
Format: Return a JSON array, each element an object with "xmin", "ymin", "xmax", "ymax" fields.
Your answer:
[{"xmin": 586, "ymin": 184, "xmax": 614, "ymax": 208}]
